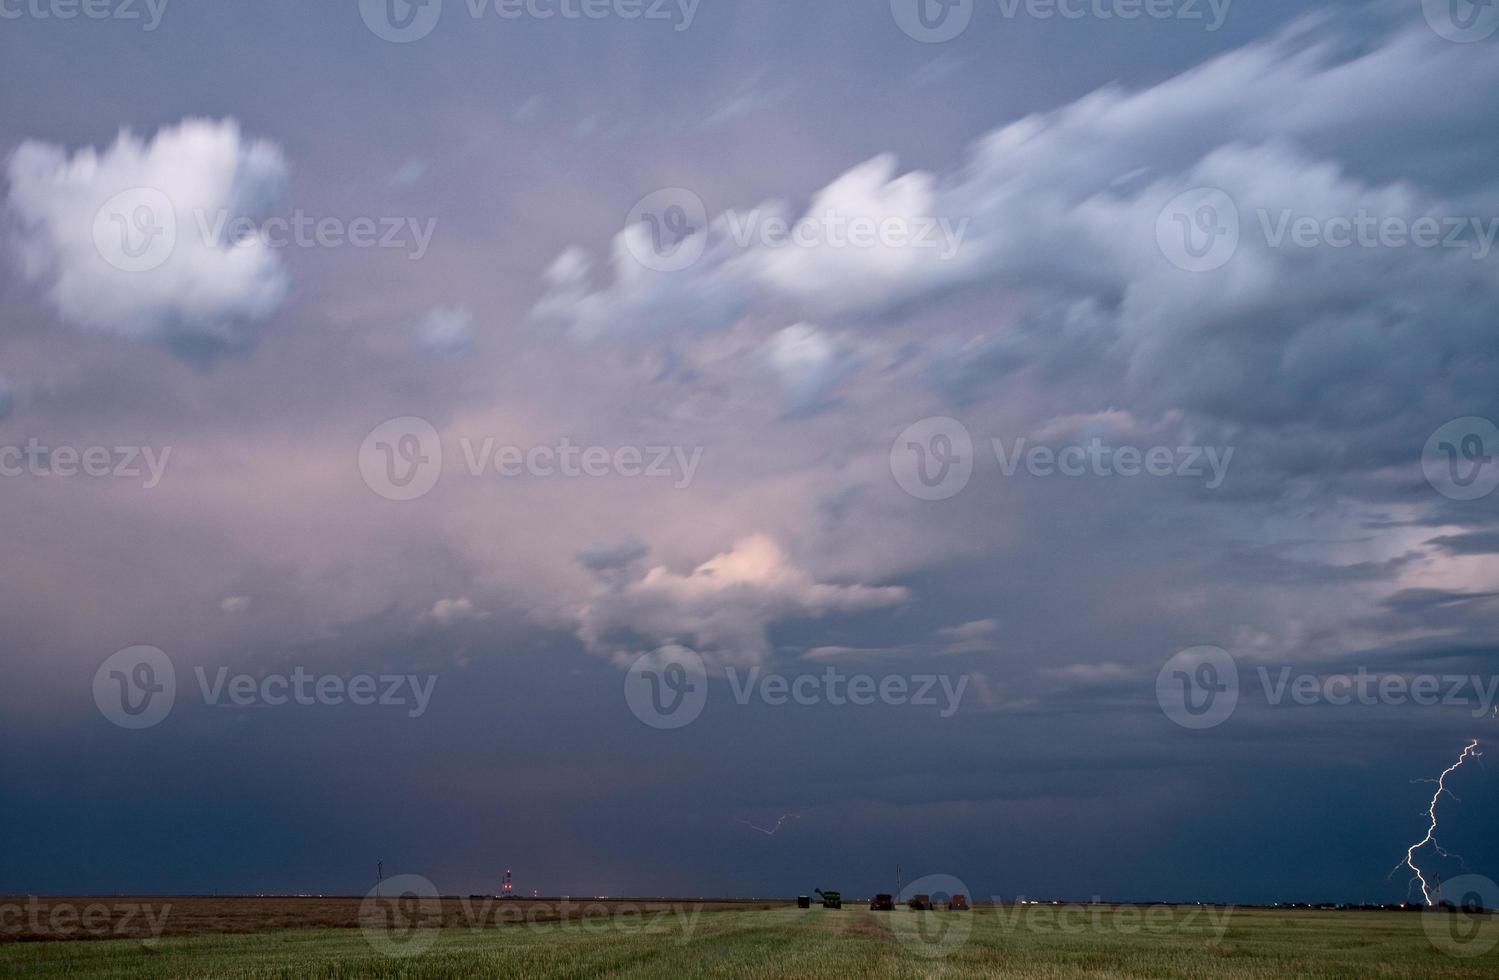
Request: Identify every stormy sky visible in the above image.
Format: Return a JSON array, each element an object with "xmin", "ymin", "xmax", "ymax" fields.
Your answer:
[{"xmin": 3, "ymin": 0, "xmax": 1499, "ymax": 905}]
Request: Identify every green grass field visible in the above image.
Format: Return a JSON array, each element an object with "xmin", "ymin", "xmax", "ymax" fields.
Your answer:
[{"xmin": 4, "ymin": 904, "xmax": 1496, "ymax": 979}]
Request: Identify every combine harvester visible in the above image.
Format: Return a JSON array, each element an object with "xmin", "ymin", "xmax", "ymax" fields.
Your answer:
[{"xmin": 814, "ymin": 888, "xmax": 843, "ymax": 909}]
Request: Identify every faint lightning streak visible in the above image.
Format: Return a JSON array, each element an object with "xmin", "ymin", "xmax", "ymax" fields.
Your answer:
[
  {"xmin": 1399, "ymin": 739, "xmax": 1482, "ymax": 905},
  {"xmin": 737, "ymin": 812, "xmax": 803, "ymax": 836}
]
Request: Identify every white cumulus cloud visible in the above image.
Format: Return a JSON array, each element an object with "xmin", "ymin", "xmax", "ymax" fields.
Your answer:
[
  {"xmin": 5, "ymin": 117, "xmax": 289, "ymax": 357},
  {"xmin": 577, "ymin": 534, "xmax": 910, "ymax": 668}
]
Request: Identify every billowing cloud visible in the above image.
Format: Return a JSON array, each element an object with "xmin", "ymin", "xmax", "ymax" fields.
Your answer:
[
  {"xmin": 532, "ymin": 154, "xmax": 975, "ymax": 340},
  {"xmin": 5, "ymin": 117, "xmax": 289, "ymax": 357},
  {"xmin": 576, "ymin": 534, "xmax": 910, "ymax": 668},
  {"xmin": 533, "ymin": 22, "xmax": 1499, "ymax": 494}
]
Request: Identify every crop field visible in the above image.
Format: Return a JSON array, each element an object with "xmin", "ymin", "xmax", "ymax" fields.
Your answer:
[{"xmin": 3, "ymin": 899, "xmax": 1496, "ymax": 979}]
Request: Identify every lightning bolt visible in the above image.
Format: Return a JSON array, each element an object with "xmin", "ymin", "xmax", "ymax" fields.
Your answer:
[
  {"xmin": 1396, "ymin": 739, "xmax": 1482, "ymax": 905},
  {"xmin": 737, "ymin": 812, "xmax": 803, "ymax": 836}
]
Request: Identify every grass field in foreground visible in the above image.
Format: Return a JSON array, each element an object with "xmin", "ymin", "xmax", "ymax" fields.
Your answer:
[{"xmin": 3, "ymin": 904, "xmax": 1496, "ymax": 979}]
